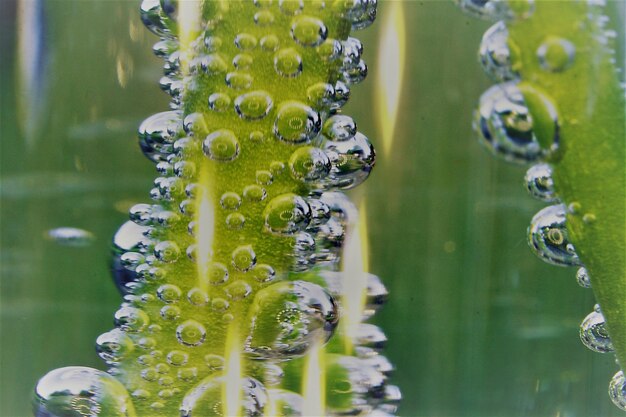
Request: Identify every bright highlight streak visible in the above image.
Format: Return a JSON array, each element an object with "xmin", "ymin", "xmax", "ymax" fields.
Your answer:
[
  {"xmin": 223, "ymin": 325, "xmax": 242, "ymax": 417},
  {"xmin": 302, "ymin": 343, "xmax": 325, "ymax": 416},
  {"xmin": 340, "ymin": 202, "xmax": 370, "ymax": 354},
  {"xmin": 196, "ymin": 167, "xmax": 215, "ymax": 293},
  {"xmin": 177, "ymin": 0, "xmax": 202, "ymax": 72},
  {"xmin": 376, "ymin": 1, "xmax": 406, "ymax": 158}
]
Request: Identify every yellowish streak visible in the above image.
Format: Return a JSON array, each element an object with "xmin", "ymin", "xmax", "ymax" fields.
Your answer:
[
  {"xmin": 196, "ymin": 166, "xmax": 215, "ymax": 293},
  {"xmin": 177, "ymin": 0, "xmax": 202, "ymax": 73},
  {"xmin": 302, "ymin": 343, "xmax": 325, "ymax": 416},
  {"xmin": 223, "ymin": 325, "xmax": 242, "ymax": 417},
  {"xmin": 376, "ymin": 1, "xmax": 406, "ymax": 158},
  {"xmin": 340, "ymin": 202, "xmax": 370, "ymax": 354}
]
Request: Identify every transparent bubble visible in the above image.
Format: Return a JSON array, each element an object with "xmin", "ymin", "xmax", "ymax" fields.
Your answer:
[
  {"xmin": 198, "ymin": 54, "xmax": 228, "ymax": 75},
  {"xmin": 580, "ymin": 308, "xmax": 614, "ymax": 353},
  {"xmin": 609, "ymin": 371, "xmax": 626, "ymax": 411},
  {"xmin": 207, "ymin": 262, "xmax": 229, "ymax": 285},
  {"xmin": 205, "ymin": 354, "xmax": 225, "ymax": 370},
  {"xmin": 289, "ymin": 146, "xmax": 332, "ymax": 182},
  {"xmin": 208, "ymin": 93, "xmax": 232, "ymax": 112},
  {"xmin": 263, "ymin": 194, "xmax": 311, "ymax": 235},
  {"xmin": 180, "ymin": 375, "xmax": 267, "ymax": 417},
  {"xmin": 254, "ymin": 10, "xmax": 275, "ymax": 26},
  {"xmin": 260, "ymin": 35, "xmax": 280, "ymax": 51},
  {"xmin": 220, "ymin": 192, "xmax": 242, "ymax": 210},
  {"xmin": 115, "ymin": 307, "xmax": 149, "ymax": 333},
  {"xmin": 187, "ymin": 288, "xmax": 209, "ymax": 306},
  {"xmin": 226, "ymin": 213, "xmax": 246, "ymax": 230},
  {"xmin": 203, "ymin": 129, "xmax": 240, "ymax": 161},
  {"xmin": 225, "ymin": 280, "xmax": 253, "ymax": 300},
  {"xmin": 326, "ymin": 355, "xmax": 386, "ymax": 415},
  {"xmin": 267, "ymin": 389, "xmax": 303, "ymax": 416},
  {"xmin": 291, "ymin": 16, "xmax": 328, "ymax": 46},
  {"xmin": 307, "ymin": 198, "xmax": 331, "ymax": 226},
  {"xmin": 355, "ymin": 324, "xmax": 387, "ymax": 351},
  {"xmin": 235, "ymin": 33, "xmax": 258, "ymax": 50},
  {"xmin": 112, "ymin": 222, "xmax": 149, "ymax": 260},
  {"xmin": 154, "ymin": 240, "xmax": 180, "ymax": 262},
  {"xmin": 528, "ymin": 204, "xmax": 581, "ymax": 267},
  {"xmin": 323, "ymin": 114, "xmax": 357, "ymax": 141},
  {"xmin": 233, "ymin": 53, "xmax": 254, "ymax": 70},
  {"xmin": 153, "ymin": 39, "xmax": 178, "ymax": 58},
  {"xmin": 537, "ymin": 36, "xmax": 575, "ymax": 72},
  {"xmin": 96, "ymin": 329, "xmax": 135, "ymax": 363},
  {"xmin": 167, "ymin": 350, "xmax": 189, "ymax": 366},
  {"xmin": 243, "ymin": 185, "xmax": 267, "ymax": 202},
  {"xmin": 250, "ymin": 264, "xmax": 276, "ymax": 283},
  {"xmin": 273, "ymin": 101, "xmax": 321, "ymax": 144},
  {"xmin": 274, "ymin": 49, "xmax": 303, "ymax": 77},
  {"xmin": 456, "ymin": 0, "xmax": 534, "ymax": 20},
  {"xmin": 323, "ymin": 132, "xmax": 376, "ymax": 189},
  {"xmin": 279, "ymin": 0, "xmax": 304, "ymax": 15},
  {"xmin": 157, "ymin": 284, "xmax": 182, "ymax": 303},
  {"xmin": 307, "ymin": 82, "xmax": 335, "ymax": 109},
  {"xmin": 256, "ymin": 170, "xmax": 273, "ymax": 185},
  {"xmin": 245, "ymin": 280, "xmax": 338, "ymax": 359},
  {"xmin": 576, "ymin": 267, "xmax": 591, "ymax": 288},
  {"xmin": 160, "ymin": 305, "xmax": 181, "ymax": 320},
  {"xmin": 226, "ymin": 72, "xmax": 253, "ymax": 90},
  {"xmin": 320, "ymin": 271, "xmax": 387, "ymax": 318},
  {"xmin": 235, "ymin": 91, "xmax": 273, "ymax": 120},
  {"xmin": 524, "ymin": 163, "xmax": 557, "ymax": 202},
  {"xmin": 46, "ymin": 227, "xmax": 94, "ymax": 247},
  {"xmin": 140, "ymin": 0, "xmax": 175, "ymax": 38},
  {"xmin": 138, "ymin": 111, "xmax": 182, "ymax": 162},
  {"xmin": 177, "ymin": 320, "xmax": 207, "ymax": 347},
  {"xmin": 33, "ymin": 366, "xmax": 136, "ymax": 417},
  {"xmin": 479, "ymin": 21, "xmax": 520, "ymax": 82},
  {"xmin": 129, "ymin": 204, "xmax": 153, "ymax": 226},
  {"xmin": 475, "ymin": 82, "xmax": 558, "ymax": 164},
  {"xmin": 331, "ymin": 80, "xmax": 351, "ymax": 110}
]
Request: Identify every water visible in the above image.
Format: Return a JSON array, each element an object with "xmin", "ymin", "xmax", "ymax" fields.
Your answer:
[{"xmin": 1, "ymin": 1, "xmax": 624, "ymax": 416}]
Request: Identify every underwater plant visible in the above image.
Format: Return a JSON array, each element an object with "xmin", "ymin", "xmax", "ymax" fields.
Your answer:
[
  {"xmin": 32, "ymin": 1, "xmax": 401, "ymax": 416},
  {"xmin": 457, "ymin": 0, "xmax": 626, "ymax": 410}
]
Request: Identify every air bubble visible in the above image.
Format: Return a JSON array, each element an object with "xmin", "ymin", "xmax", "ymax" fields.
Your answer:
[
  {"xmin": 479, "ymin": 21, "xmax": 520, "ymax": 82},
  {"xmin": 160, "ymin": 305, "xmax": 181, "ymax": 320},
  {"xmin": 208, "ymin": 93, "xmax": 232, "ymax": 112},
  {"xmin": 138, "ymin": 111, "xmax": 182, "ymax": 162},
  {"xmin": 167, "ymin": 350, "xmax": 189, "ymax": 366},
  {"xmin": 235, "ymin": 33, "xmax": 258, "ymax": 50},
  {"xmin": 226, "ymin": 213, "xmax": 246, "ymax": 230},
  {"xmin": 187, "ymin": 288, "xmax": 209, "ymax": 306},
  {"xmin": 317, "ymin": 38, "xmax": 343, "ymax": 61},
  {"xmin": 198, "ymin": 54, "xmax": 228, "ymax": 74},
  {"xmin": 475, "ymin": 82, "xmax": 558, "ymax": 164},
  {"xmin": 580, "ymin": 308, "xmax": 614, "ymax": 353},
  {"xmin": 528, "ymin": 204, "xmax": 581, "ymax": 267},
  {"xmin": 260, "ymin": 35, "xmax": 280, "ymax": 51},
  {"xmin": 233, "ymin": 53, "xmax": 254, "ymax": 70},
  {"xmin": 323, "ymin": 114, "xmax": 357, "ymax": 141},
  {"xmin": 576, "ymin": 267, "xmax": 591, "ymax": 288},
  {"xmin": 243, "ymin": 185, "xmax": 267, "ymax": 202},
  {"xmin": 33, "ymin": 366, "xmax": 136, "ymax": 417},
  {"xmin": 307, "ymin": 82, "xmax": 335, "ymax": 108},
  {"xmin": 96, "ymin": 329, "xmax": 134, "ymax": 363},
  {"xmin": 205, "ymin": 354, "xmax": 225, "ymax": 370},
  {"xmin": 279, "ymin": 0, "xmax": 304, "ymax": 15},
  {"xmin": 254, "ymin": 10, "xmax": 275, "ymax": 26},
  {"xmin": 157, "ymin": 284, "xmax": 182, "ymax": 303},
  {"xmin": 291, "ymin": 16, "xmax": 328, "ymax": 46},
  {"xmin": 180, "ymin": 376, "xmax": 267, "ymax": 417},
  {"xmin": 129, "ymin": 204, "xmax": 153, "ymax": 226},
  {"xmin": 226, "ymin": 72, "xmax": 253, "ymax": 90},
  {"xmin": 115, "ymin": 307, "xmax": 149, "ymax": 333},
  {"xmin": 226, "ymin": 281, "xmax": 253, "ymax": 300},
  {"xmin": 232, "ymin": 245, "xmax": 257, "ymax": 271},
  {"xmin": 176, "ymin": 320, "xmax": 207, "ymax": 347},
  {"xmin": 251, "ymin": 264, "xmax": 276, "ymax": 282},
  {"xmin": 524, "ymin": 163, "xmax": 557, "ymax": 202},
  {"xmin": 207, "ymin": 262, "xmax": 229, "ymax": 285},
  {"xmin": 263, "ymin": 194, "xmax": 311, "ymax": 235},
  {"xmin": 154, "ymin": 241, "xmax": 180, "ymax": 262},
  {"xmin": 289, "ymin": 146, "xmax": 331, "ymax": 182},
  {"xmin": 140, "ymin": 0, "xmax": 175, "ymax": 38},
  {"xmin": 609, "ymin": 371, "xmax": 626, "ymax": 411},
  {"xmin": 203, "ymin": 129, "xmax": 240, "ymax": 161},
  {"xmin": 235, "ymin": 91, "xmax": 273, "ymax": 120},
  {"xmin": 537, "ymin": 36, "xmax": 575, "ymax": 72},
  {"xmin": 324, "ymin": 132, "xmax": 376, "ymax": 189},
  {"xmin": 274, "ymin": 101, "xmax": 321, "ymax": 143},
  {"xmin": 456, "ymin": 0, "xmax": 535, "ymax": 20},
  {"xmin": 256, "ymin": 170, "xmax": 273, "ymax": 185},
  {"xmin": 220, "ymin": 192, "xmax": 242, "ymax": 210},
  {"xmin": 274, "ymin": 49, "xmax": 303, "ymax": 77}
]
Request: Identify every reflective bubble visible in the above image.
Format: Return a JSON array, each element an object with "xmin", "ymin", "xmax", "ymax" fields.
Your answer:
[
  {"xmin": 355, "ymin": 324, "xmax": 387, "ymax": 351},
  {"xmin": 226, "ymin": 72, "xmax": 253, "ymax": 90},
  {"xmin": 204, "ymin": 354, "xmax": 225, "ymax": 370},
  {"xmin": 220, "ymin": 192, "xmax": 242, "ymax": 211},
  {"xmin": 235, "ymin": 91, "xmax": 273, "ymax": 120},
  {"xmin": 140, "ymin": 0, "xmax": 175, "ymax": 38},
  {"xmin": 245, "ymin": 280, "xmax": 338, "ymax": 359},
  {"xmin": 331, "ymin": 80, "xmax": 350, "ymax": 110},
  {"xmin": 279, "ymin": 0, "xmax": 304, "ymax": 15},
  {"xmin": 323, "ymin": 114, "xmax": 356, "ymax": 141},
  {"xmin": 267, "ymin": 389, "xmax": 303, "ymax": 416},
  {"xmin": 479, "ymin": 21, "xmax": 520, "ymax": 82},
  {"xmin": 138, "ymin": 111, "xmax": 182, "ymax": 162},
  {"xmin": 291, "ymin": 16, "xmax": 328, "ymax": 46},
  {"xmin": 273, "ymin": 102, "xmax": 321, "ymax": 144},
  {"xmin": 250, "ymin": 264, "xmax": 276, "ymax": 283},
  {"xmin": 610, "ymin": 371, "xmax": 626, "ymax": 411},
  {"xmin": 160, "ymin": 305, "xmax": 181, "ymax": 320},
  {"xmin": 225, "ymin": 280, "xmax": 253, "ymax": 300},
  {"xmin": 180, "ymin": 375, "xmax": 267, "ymax": 417},
  {"xmin": 154, "ymin": 240, "xmax": 180, "ymax": 262},
  {"xmin": 456, "ymin": 0, "xmax": 534, "ymax": 20},
  {"xmin": 167, "ymin": 350, "xmax": 189, "ymax": 366},
  {"xmin": 274, "ymin": 49, "xmax": 303, "ymax": 77},
  {"xmin": 233, "ymin": 53, "xmax": 254, "ymax": 70},
  {"xmin": 289, "ymin": 146, "xmax": 332, "ymax": 182},
  {"xmin": 320, "ymin": 271, "xmax": 387, "ymax": 317},
  {"xmin": 96, "ymin": 329, "xmax": 135, "ymax": 363},
  {"xmin": 46, "ymin": 227, "xmax": 94, "ymax": 247},
  {"xmin": 307, "ymin": 82, "xmax": 335, "ymax": 109},
  {"xmin": 307, "ymin": 198, "xmax": 331, "ymax": 226},
  {"xmin": 33, "ymin": 366, "xmax": 136, "ymax": 417},
  {"xmin": 576, "ymin": 267, "xmax": 591, "ymax": 288},
  {"xmin": 323, "ymin": 132, "xmax": 376, "ymax": 189},
  {"xmin": 198, "ymin": 54, "xmax": 228, "ymax": 75},
  {"xmin": 208, "ymin": 93, "xmax": 232, "ymax": 112},
  {"xmin": 232, "ymin": 245, "xmax": 257, "ymax": 271},
  {"xmin": 256, "ymin": 170, "xmax": 273, "ymax": 185},
  {"xmin": 243, "ymin": 185, "xmax": 267, "ymax": 202},
  {"xmin": 207, "ymin": 262, "xmax": 229, "ymax": 285},
  {"xmin": 235, "ymin": 33, "xmax": 258, "ymax": 50},
  {"xmin": 326, "ymin": 355, "xmax": 386, "ymax": 415},
  {"xmin": 226, "ymin": 213, "xmax": 246, "ymax": 230},
  {"xmin": 537, "ymin": 36, "xmax": 575, "ymax": 72},
  {"xmin": 254, "ymin": 10, "xmax": 275, "ymax": 26},
  {"xmin": 129, "ymin": 204, "xmax": 153, "ymax": 226},
  {"xmin": 475, "ymin": 82, "xmax": 558, "ymax": 164},
  {"xmin": 580, "ymin": 308, "xmax": 614, "ymax": 353},
  {"xmin": 528, "ymin": 204, "xmax": 581, "ymax": 267},
  {"xmin": 153, "ymin": 39, "xmax": 178, "ymax": 58},
  {"xmin": 524, "ymin": 163, "xmax": 557, "ymax": 202},
  {"xmin": 115, "ymin": 307, "xmax": 149, "ymax": 333},
  {"xmin": 203, "ymin": 129, "xmax": 240, "ymax": 161},
  {"xmin": 177, "ymin": 320, "xmax": 207, "ymax": 347},
  {"xmin": 187, "ymin": 288, "xmax": 209, "ymax": 306},
  {"xmin": 260, "ymin": 35, "xmax": 280, "ymax": 51},
  {"xmin": 157, "ymin": 284, "xmax": 182, "ymax": 303},
  {"xmin": 263, "ymin": 194, "xmax": 311, "ymax": 235}
]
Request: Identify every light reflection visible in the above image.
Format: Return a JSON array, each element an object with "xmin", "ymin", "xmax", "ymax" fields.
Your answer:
[
  {"xmin": 196, "ymin": 166, "xmax": 215, "ymax": 293},
  {"xmin": 302, "ymin": 342, "xmax": 325, "ymax": 417}
]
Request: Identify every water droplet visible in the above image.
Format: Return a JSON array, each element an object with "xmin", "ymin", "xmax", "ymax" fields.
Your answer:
[
  {"xmin": 46, "ymin": 227, "xmax": 94, "ymax": 247},
  {"xmin": 235, "ymin": 91, "xmax": 273, "ymax": 120},
  {"xmin": 317, "ymin": 38, "xmax": 343, "ymax": 61},
  {"xmin": 96, "ymin": 329, "xmax": 135, "ymax": 363},
  {"xmin": 176, "ymin": 320, "xmax": 207, "ymax": 347},
  {"xmin": 274, "ymin": 101, "xmax": 321, "ymax": 143},
  {"xmin": 233, "ymin": 53, "xmax": 254, "ymax": 70},
  {"xmin": 220, "ymin": 192, "xmax": 242, "ymax": 210},
  {"xmin": 142, "ymin": 367, "xmax": 158, "ymax": 382},
  {"xmin": 226, "ymin": 281, "xmax": 253, "ymax": 300},
  {"xmin": 154, "ymin": 240, "xmax": 180, "ymax": 262},
  {"xmin": 160, "ymin": 305, "xmax": 181, "ymax": 320},
  {"xmin": 456, "ymin": 0, "xmax": 534, "ymax": 20},
  {"xmin": 204, "ymin": 36, "xmax": 223, "ymax": 52},
  {"xmin": 307, "ymin": 82, "xmax": 335, "ymax": 109},
  {"xmin": 576, "ymin": 267, "xmax": 591, "ymax": 288},
  {"xmin": 326, "ymin": 355, "xmax": 386, "ymax": 415},
  {"xmin": 524, "ymin": 163, "xmax": 557, "ymax": 202},
  {"xmin": 270, "ymin": 161, "xmax": 286, "ymax": 175},
  {"xmin": 251, "ymin": 264, "xmax": 276, "ymax": 283},
  {"xmin": 323, "ymin": 114, "xmax": 357, "ymax": 141},
  {"xmin": 323, "ymin": 131, "xmax": 376, "ymax": 189},
  {"xmin": 583, "ymin": 213, "xmax": 596, "ymax": 224},
  {"xmin": 479, "ymin": 21, "xmax": 520, "ymax": 81},
  {"xmin": 138, "ymin": 111, "xmax": 182, "ymax": 162},
  {"xmin": 254, "ymin": 10, "xmax": 275, "ymax": 26},
  {"xmin": 580, "ymin": 308, "xmax": 614, "ymax": 353},
  {"xmin": 355, "ymin": 323, "xmax": 387, "ymax": 351},
  {"xmin": 245, "ymin": 280, "xmax": 338, "ymax": 359},
  {"xmin": 260, "ymin": 35, "xmax": 280, "ymax": 51},
  {"xmin": 33, "ymin": 366, "xmax": 136, "ymax": 417},
  {"xmin": 279, "ymin": 0, "xmax": 304, "ymax": 15},
  {"xmin": 243, "ymin": 185, "xmax": 267, "ymax": 202},
  {"xmin": 235, "ymin": 33, "xmax": 258, "ymax": 50},
  {"xmin": 180, "ymin": 376, "xmax": 267, "ymax": 417},
  {"xmin": 187, "ymin": 288, "xmax": 209, "ymax": 306},
  {"xmin": 203, "ymin": 129, "xmax": 240, "ymax": 161},
  {"xmin": 232, "ymin": 245, "xmax": 257, "ymax": 271},
  {"xmin": 256, "ymin": 170, "xmax": 273, "ymax": 185},
  {"xmin": 537, "ymin": 36, "xmax": 575, "ymax": 72},
  {"xmin": 291, "ymin": 16, "xmax": 328, "ymax": 46},
  {"xmin": 475, "ymin": 82, "xmax": 558, "ymax": 164},
  {"xmin": 528, "ymin": 204, "xmax": 581, "ymax": 267},
  {"xmin": 226, "ymin": 72, "xmax": 253, "ymax": 90},
  {"xmin": 140, "ymin": 0, "xmax": 175, "ymax": 38},
  {"xmin": 609, "ymin": 371, "xmax": 626, "ymax": 411},
  {"xmin": 208, "ymin": 93, "xmax": 232, "ymax": 112},
  {"xmin": 157, "ymin": 284, "xmax": 182, "ymax": 303},
  {"xmin": 226, "ymin": 213, "xmax": 246, "ymax": 230},
  {"xmin": 331, "ymin": 80, "xmax": 351, "ymax": 110},
  {"xmin": 129, "ymin": 204, "xmax": 153, "ymax": 226},
  {"xmin": 274, "ymin": 48, "xmax": 303, "ymax": 77},
  {"xmin": 289, "ymin": 146, "xmax": 331, "ymax": 182},
  {"xmin": 207, "ymin": 262, "xmax": 229, "ymax": 285},
  {"xmin": 198, "ymin": 54, "xmax": 228, "ymax": 74},
  {"xmin": 204, "ymin": 354, "xmax": 225, "ymax": 370},
  {"xmin": 167, "ymin": 350, "xmax": 189, "ymax": 366},
  {"xmin": 263, "ymin": 194, "xmax": 311, "ymax": 235},
  {"xmin": 115, "ymin": 306, "xmax": 149, "ymax": 333}
]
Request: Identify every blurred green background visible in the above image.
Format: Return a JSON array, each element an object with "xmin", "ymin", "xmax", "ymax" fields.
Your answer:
[{"xmin": 1, "ymin": 1, "xmax": 624, "ymax": 416}]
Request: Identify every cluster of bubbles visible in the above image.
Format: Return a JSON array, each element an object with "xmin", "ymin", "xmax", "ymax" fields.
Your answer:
[
  {"xmin": 458, "ymin": 0, "xmax": 626, "ymax": 410},
  {"xmin": 34, "ymin": 1, "xmax": 400, "ymax": 416}
]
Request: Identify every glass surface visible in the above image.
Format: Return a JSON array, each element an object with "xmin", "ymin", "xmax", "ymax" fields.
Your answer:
[{"xmin": 1, "ymin": 1, "xmax": 624, "ymax": 416}]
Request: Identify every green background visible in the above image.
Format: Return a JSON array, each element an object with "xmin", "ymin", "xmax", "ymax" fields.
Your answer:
[{"xmin": 1, "ymin": 1, "xmax": 624, "ymax": 416}]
